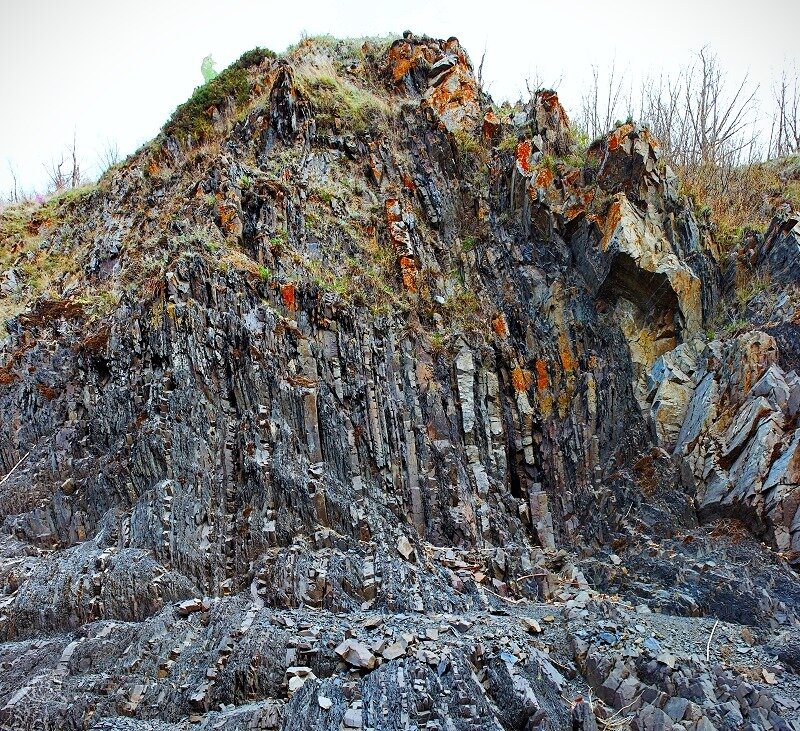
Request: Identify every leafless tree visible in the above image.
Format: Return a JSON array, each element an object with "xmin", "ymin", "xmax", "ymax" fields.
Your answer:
[
  {"xmin": 44, "ymin": 132, "xmax": 82, "ymax": 193},
  {"xmin": 70, "ymin": 131, "xmax": 80, "ymax": 189},
  {"xmin": 44, "ymin": 154, "xmax": 68, "ymax": 192},
  {"xmin": 6, "ymin": 160, "xmax": 19, "ymax": 204},
  {"xmin": 680, "ymin": 48, "xmax": 758, "ymax": 167},
  {"xmin": 630, "ymin": 48, "xmax": 760, "ymax": 176},
  {"xmin": 476, "ymin": 45, "xmax": 486, "ymax": 91},
  {"xmin": 578, "ymin": 61, "xmax": 628, "ymax": 140},
  {"xmin": 768, "ymin": 66, "xmax": 800, "ymax": 158},
  {"xmin": 523, "ymin": 72, "xmax": 543, "ymax": 101},
  {"xmin": 637, "ymin": 70, "xmax": 689, "ymax": 159},
  {"xmin": 96, "ymin": 138, "xmax": 121, "ymax": 174}
]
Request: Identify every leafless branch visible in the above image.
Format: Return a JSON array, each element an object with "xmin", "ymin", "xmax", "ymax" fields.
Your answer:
[{"xmin": 96, "ymin": 139, "xmax": 121, "ymax": 174}]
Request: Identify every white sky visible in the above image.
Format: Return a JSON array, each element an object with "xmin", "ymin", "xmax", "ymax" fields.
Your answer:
[{"xmin": 1, "ymin": 0, "xmax": 798, "ymax": 195}]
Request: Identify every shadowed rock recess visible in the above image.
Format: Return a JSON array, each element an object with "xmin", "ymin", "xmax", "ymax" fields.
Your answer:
[{"xmin": 1, "ymin": 34, "xmax": 800, "ymax": 731}]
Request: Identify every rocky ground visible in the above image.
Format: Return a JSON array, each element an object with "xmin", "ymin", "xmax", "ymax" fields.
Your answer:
[
  {"xmin": 1, "ymin": 32, "xmax": 799, "ymax": 730},
  {"xmin": 1, "ymin": 529, "xmax": 799, "ymax": 730}
]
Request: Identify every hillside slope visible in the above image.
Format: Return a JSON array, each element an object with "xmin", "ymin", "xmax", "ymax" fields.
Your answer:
[{"xmin": 0, "ymin": 33, "xmax": 799, "ymax": 730}]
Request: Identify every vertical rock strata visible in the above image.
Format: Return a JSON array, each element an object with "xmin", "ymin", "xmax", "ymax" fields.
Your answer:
[{"xmin": 0, "ymin": 34, "xmax": 799, "ymax": 730}]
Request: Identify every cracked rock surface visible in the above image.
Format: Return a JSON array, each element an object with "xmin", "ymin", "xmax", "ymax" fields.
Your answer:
[{"xmin": 1, "ymin": 33, "xmax": 799, "ymax": 730}]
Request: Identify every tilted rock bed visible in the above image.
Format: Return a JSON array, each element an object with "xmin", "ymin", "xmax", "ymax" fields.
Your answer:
[{"xmin": 1, "ymin": 32, "xmax": 799, "ymax": 730}]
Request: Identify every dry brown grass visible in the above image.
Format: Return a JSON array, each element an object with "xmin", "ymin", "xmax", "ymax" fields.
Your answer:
[{"xmin": 678, "ymin": 156, "xmax": 800, "ymax": 249}]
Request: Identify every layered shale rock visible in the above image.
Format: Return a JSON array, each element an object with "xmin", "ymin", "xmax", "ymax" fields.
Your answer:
[{"xmin": 0, "ymin": 32, "xmax": 799, "ymax": 730}]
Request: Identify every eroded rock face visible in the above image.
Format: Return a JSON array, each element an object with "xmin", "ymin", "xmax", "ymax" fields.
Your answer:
[
  {"xmin": 385, "ymin": 36, "xmax": 481, "ymax": 133},
  {"xmin": 672, "ymin": 331, "xmax": 800, "ymax": 559},
  {"xmin": 756, "ymin": 214, "xmax": 800, "ymax": 284},
  {"xmin": 0, "ymin": 32, "xmax": 798, "ymax": 731}
]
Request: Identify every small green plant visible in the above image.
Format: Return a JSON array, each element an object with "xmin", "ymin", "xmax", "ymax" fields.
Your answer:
[
  {"xmin": 269, "ymin": 232, "xmax": 287, "ymax": 256},
  {"xmin": 237, "ymin": 174, "xmax": 252, "ymax": 190},
  {"xmin": 452, "ymin": 129, "xmax": 486, "ymax": 169},
  {"xmin": 723, "ymin": 318, "xmax": 749, "ymax": 334},
  {"xmin": 430, "ymin": 331, "xmax": 446, "ymax": 352},
  {"xmin": 229, "ymin": 47, "xmax": 276, "ymax": 71},
  {"xmin": 734, "ymin": 270, "xmax": 771, "ymax": 310},
  {"xmin": 257, "ymin": 265, "xmax": 271, "ymax": 281},
  {"xmin": 176, "ymin": 226, "xmax": 220, "ymax": 253},
  {"xmin": 40, "ymin": 183, "xmax": 98, "ymax": 215},
  {"xmin": 570, "ymin": 125, "xmax": 590, "ymax": 151},
  {"xmin": 498, "ymin": 132, "xmax": 519, "ymax": 152},
  {"xmin": 563, "ymin": 151, "xmax": 587, "ymax": 168},
  {"xmin": 77, "ymin": 289, "xmax": 120, "ymax": 318},
  {"xmin": 285, "ymin": 34, "xmax": 396, "ymax": 62},
  {"xmin": 314, "ymin": 185, "xmax": 335, "ymax": 205},
  {"xmin": 462, "ymin": 235, "xmax": 477, "ymax": 252}
]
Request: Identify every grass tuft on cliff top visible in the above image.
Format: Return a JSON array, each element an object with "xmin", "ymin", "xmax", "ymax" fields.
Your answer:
[
  {"xmin": 163, "ymin": 47, "xmax": 277, "ymax": 143},
  {"xmin": 293, "ymin": 57, "xmax": 391, "ymax": 134}
]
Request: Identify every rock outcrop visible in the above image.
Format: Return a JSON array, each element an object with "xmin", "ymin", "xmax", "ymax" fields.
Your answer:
[{"xmin": 0, "ymin": 32, "xmax": 799, "ymax": 730}]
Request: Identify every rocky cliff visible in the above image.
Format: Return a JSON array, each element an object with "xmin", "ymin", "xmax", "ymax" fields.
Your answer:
[{"xmin": 0, "ymin": 33, "xmax": 799, "ymax": 731}]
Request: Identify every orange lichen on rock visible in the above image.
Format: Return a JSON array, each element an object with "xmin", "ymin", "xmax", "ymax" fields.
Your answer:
[
  {"xmin": 491, "ymin": 314, "xmax": 508, "ymax": 337},
  {"xmin": 385, "ymin": 198, "xmax": 403, "ymax": 230},
  {"xmin": 385, "ymin": 198, "xmax": 417, "ymax": 290},
  {"xmin": 515, "ymin": 140, "xmax": 532, "ymax": 175},
  {"xmin": 399, "ymin": 255, "xmax": 418, "ymax": 292},
  {"xmin": 367, "ymin": 142, "xmax": 384, "ymax": 186},
  {"xmin": 534, "ymin": 360, "xmax": 549, "ymax": 391},
  {"xmin": 280, "ymin": 283, "xmax": 297, "ymax": 310},
  {"xmin": 538, "ymin": 90, "xmax": 570, "ymax": 129},
  {"xmin": 564, "ymin": 204, "xmax": 585, "ymax": 221},
  {"xmin": 535, "ymin": 167, "xmax": 554, "ymax": 189},
  {"xmin": 600, "ymin": 196, "xmax": 624, "ymax": 251},
  {"xmin": 482, "ymin": 111, "xmax": 500, "ymax": 141},
  {"xmin": 36, "ymin": 383, "xmax": 58, "ymax": 400},
  {"xmin": 511, "ymin": 366, "xmax": 533, "ymax": 392},
  {"xmin": 0, "ymin": 370, "xmax": 17, "ymax": 386},
  {"xmin": 218, "ymin": 203, "xmax": 238, "ymax": 234},
  {"xmin": 607, "ymin": 123, "xmax": 635, "ymax": 152},
  {"xmin": 385, "ymin": 40, "xmax": 436, "ymax": 83},
  {"xmin": 425, "ymin": 59, "xmax": 479, "ymax": 132}
]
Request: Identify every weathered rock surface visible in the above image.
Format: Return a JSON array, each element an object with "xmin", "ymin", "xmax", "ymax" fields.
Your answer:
[{"xmin": 0, "ymin": 32, "xmax": 799, "ymax": 730}]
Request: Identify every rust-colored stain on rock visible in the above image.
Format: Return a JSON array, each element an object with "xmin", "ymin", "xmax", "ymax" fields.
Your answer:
[
  {"xmin": 491, "ymin": 314, "xmax": 508, "ymax": 337},
  {"xmin": 280, "ymin": 283, "xmax": 297, "ymax": 310},
  {"xmin": 600, "ymin": 197, "xmax": 623, "ymax": 251},
  {"xmin": 385, "ymin": 40, "xmax": 437, "ymax": 84},
  {"xmin": 218, "ymin": 204, "xmax": 238, "ymax": 233},
  {"xmin": 399, "ymin": 255, "xmax": 418, "ymax": 292},
  {"xmin": 482, "ymin": 110, "xmax": 500, "ymax": 141},
  {"xmin": 511, "ymin": 366, "xmax": 533, "ymax": 392},
  {"xmin": 607, "ymin": 123, "xmax": 635, "ymax": 152},
  {"xmin": 515, "ymin": 140, "xmax": 532, "ymax": 174},
  {"xmin": 536, "ymin": 167, "xmax": 554, "ymax": 189},
  {"xmin": 535, "ymin": 360, "xmax": 549, "ymax": 391}
]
